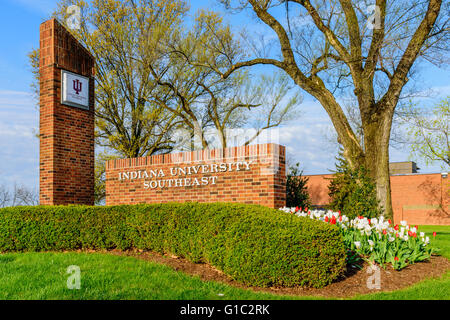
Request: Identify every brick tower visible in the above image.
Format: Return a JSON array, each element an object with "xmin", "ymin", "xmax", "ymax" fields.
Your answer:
[{"xmin": 39, "ymin": 19, "xmax": 95, "ymax": 205}]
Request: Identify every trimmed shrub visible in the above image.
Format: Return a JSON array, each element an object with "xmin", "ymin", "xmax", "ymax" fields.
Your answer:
[{"xmin": 0, "ymin": 203, "xmax": 346, "ymax": 288}]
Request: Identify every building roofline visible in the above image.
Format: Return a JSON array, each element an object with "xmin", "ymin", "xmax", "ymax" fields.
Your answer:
[{"xmin": 303, "ymin": 172, "xmax": 444, "ymax": 176}]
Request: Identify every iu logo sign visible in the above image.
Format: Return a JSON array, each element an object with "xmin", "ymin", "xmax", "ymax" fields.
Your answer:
[
  {"xmin": 73, "ymin": 79, "xmax": 82, "ymax": 95},
  {"xmin": 61, "ymin": 70, "xmax": 89, "ymax": 110}
]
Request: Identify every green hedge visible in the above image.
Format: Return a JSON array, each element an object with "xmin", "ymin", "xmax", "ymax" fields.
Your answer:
[{"xmin": 0, "ymin": 203, "xmax": 346, "ymax": 288}]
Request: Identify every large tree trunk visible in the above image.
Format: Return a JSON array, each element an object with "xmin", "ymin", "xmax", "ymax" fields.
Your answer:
[{"xmin": 362, "ymin": 109, "xmax": 394, "ymax": 219}]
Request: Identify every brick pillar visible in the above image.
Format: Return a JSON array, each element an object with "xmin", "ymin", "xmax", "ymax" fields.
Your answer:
[{"xmin": 39, "ymin": 19, "xmax": 95, "ymax": 205}]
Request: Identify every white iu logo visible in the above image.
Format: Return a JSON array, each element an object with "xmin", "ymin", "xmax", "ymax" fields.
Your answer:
[{"xmin": 67, "ymin": 265, "xmax": 81, "ymax": 290}]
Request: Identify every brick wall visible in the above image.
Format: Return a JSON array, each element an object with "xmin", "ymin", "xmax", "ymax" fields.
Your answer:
[
  {"xmin": 39, "ymin": 19, "xmax": 95, "ymax": 205},
  {"xmin": 303, "ymin": 173, "xmax": 450, "ymax": 225},
  {"xmin": 305, "ymin": 174, "xmax": 333, "ymax": 207},
  {"xmin": 106, "ymin": 144, "xmax": 286, "ymax": 208},
  {"xmin": 390, "ymin": 174, "xmax": 450, "ymax": 225}
]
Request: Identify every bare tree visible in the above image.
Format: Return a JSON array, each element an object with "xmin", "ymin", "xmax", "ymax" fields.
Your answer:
[
  {"xmin": 143, "ymin": 9, "xmax": 301, "ymax": 150},
  {"xmin": 0, "ymin": 185, "xmax": 10, "ymax": 208},
  {"xmin": 0, "ymin": 183, "xmax": 39, "ymax": 207},
  {"xmin": 182, "ymin": 0, "xmax": 449, "ymax": 218},
  {"xmin": 14, "ymin": 184, "xmax": 40, "ymax": 206}
]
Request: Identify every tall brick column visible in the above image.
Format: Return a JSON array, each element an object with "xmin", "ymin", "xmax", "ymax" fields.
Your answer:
[{"xmin": 39, "ymin": 19, "xmax": 95, "ymax": 205}]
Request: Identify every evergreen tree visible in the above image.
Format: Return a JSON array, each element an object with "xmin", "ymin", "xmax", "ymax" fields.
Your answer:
[
  {"xmin": 286, "ymin": 163, "xmax": 310, "ymax": 209},
  {"xmin": 328, "ymin": 152, "xmax": 382, "ymax": 219}
]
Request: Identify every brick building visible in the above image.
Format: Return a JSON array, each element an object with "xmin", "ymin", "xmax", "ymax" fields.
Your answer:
[{"xmin": 305, "ymin": 163, "xmax": 450, "ymax": 225}]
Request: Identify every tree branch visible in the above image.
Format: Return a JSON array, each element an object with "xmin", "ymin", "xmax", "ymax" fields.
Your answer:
[{"xmin": 380, "ymin": 0, "xmax": 442, "ymax": 110}]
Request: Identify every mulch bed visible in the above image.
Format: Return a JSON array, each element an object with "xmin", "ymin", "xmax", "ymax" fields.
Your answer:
[{"xmin": 109, "ymin": 250, "xmax": 450, "ymax": 299}]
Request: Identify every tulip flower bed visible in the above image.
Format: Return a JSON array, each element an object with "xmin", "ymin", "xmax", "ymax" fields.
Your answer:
[{"xmin": 279, "ymin": 207, "xmax": 438, "ymax": 270}]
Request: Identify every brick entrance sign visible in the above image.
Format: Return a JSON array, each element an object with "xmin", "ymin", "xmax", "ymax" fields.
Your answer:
[
  {"xmin": 39, "ymin": 19, "xmax": 95, "ymax": 205},
  {"xmin": 106, "ymin": 144, "xmax": 286, "ymax": 208}
]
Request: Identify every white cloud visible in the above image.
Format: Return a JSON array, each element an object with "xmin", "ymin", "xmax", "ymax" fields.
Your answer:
[{"xmin": 0, "ymin": 90, "xmax": 39, "ymax": 189}]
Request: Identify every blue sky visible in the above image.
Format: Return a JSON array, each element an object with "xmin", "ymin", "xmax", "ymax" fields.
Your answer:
[{"xmin": 0, "ymin": 0, "xmax": 449, "ymax": 192}]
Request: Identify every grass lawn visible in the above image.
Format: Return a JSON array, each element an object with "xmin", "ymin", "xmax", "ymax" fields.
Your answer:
[
  {"xmin": 0, "ymin": 252, "xmax": 299, "ymax": 300},
  {"xmin": 0, "ymin": 225, "xmax": 448, "ymax": 300}
]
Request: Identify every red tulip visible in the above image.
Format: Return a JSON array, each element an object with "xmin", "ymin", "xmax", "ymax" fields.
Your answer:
[
  {"xmin": 388, "ymin": 219, "xmax": 392, "ymax": 225},
  {"xmin": 295, "ymin": 206, "xmax": 299, "ymax": 212},
  {"xmin": 433, "ymin": 232, "xmax": 437, "ymax": 237},
  {"xmin": 394, "ymin": 257, "xmax": 399, "ymax": 261},
  {"xmin": 383, "ymin": 229, "xmax": 387, "ymax": 235},
  {"xmin": 368, "ymin": 219, "xmax": 371, "ymax": 224},
  {"xmin": 325, "ymin": 216, "xmax": 329, "ymax": 223},
  {"xmin": 394, "ymin": 224, "xmax": 399, "ymax": 231},
  {"xmin": 305, "ymin": 207, "xmax": 308, "ymax": 212},
  {"xmin": 330, "ymin": 216, "xmax": 336, "ymax": 225},
  {"xmin": 407, "ymin": 231, "xmax": 417, "ymax": 238}
]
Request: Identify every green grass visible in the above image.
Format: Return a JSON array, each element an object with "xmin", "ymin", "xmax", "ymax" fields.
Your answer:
[
  {"xmin": 420, "ymin": 225, "xmax": 450, "ymax": 259},
  {"xmin": 0, "ymin": 252, "xmax": 310, "ymax": 300},
  {"xmin": 0, "ymin": 225, "xmax": 448, "ymax": 300},
  {"xmin": 353, "ymin": 272, "xmax": 450, "ymax": 300}
]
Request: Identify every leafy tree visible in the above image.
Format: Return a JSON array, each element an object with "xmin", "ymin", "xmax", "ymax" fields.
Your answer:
[
  {"xmin": 94, "ymin": 152, "xmax": 119, "ymax": 205},
  {"xmin": 286, "ymin": 162, "xmax": 310, "ymax": 208},
  {"xmin": 30, "ymin": 0, "xmax": 301, "ymax": 154},
  {"xmin": 51, "ymin": 0, "xmax": 188, "ymax": 158},
  {"xmin": 397, "ymin": 96, "xmax": 450, "ymax": 170},
  {"xmin": 188, "ymin": 0, "xmax": 449, "ymax": 218},
  {"xmin": 328, "ymin": 152, "xmax": 382, "ymax": 219}
]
